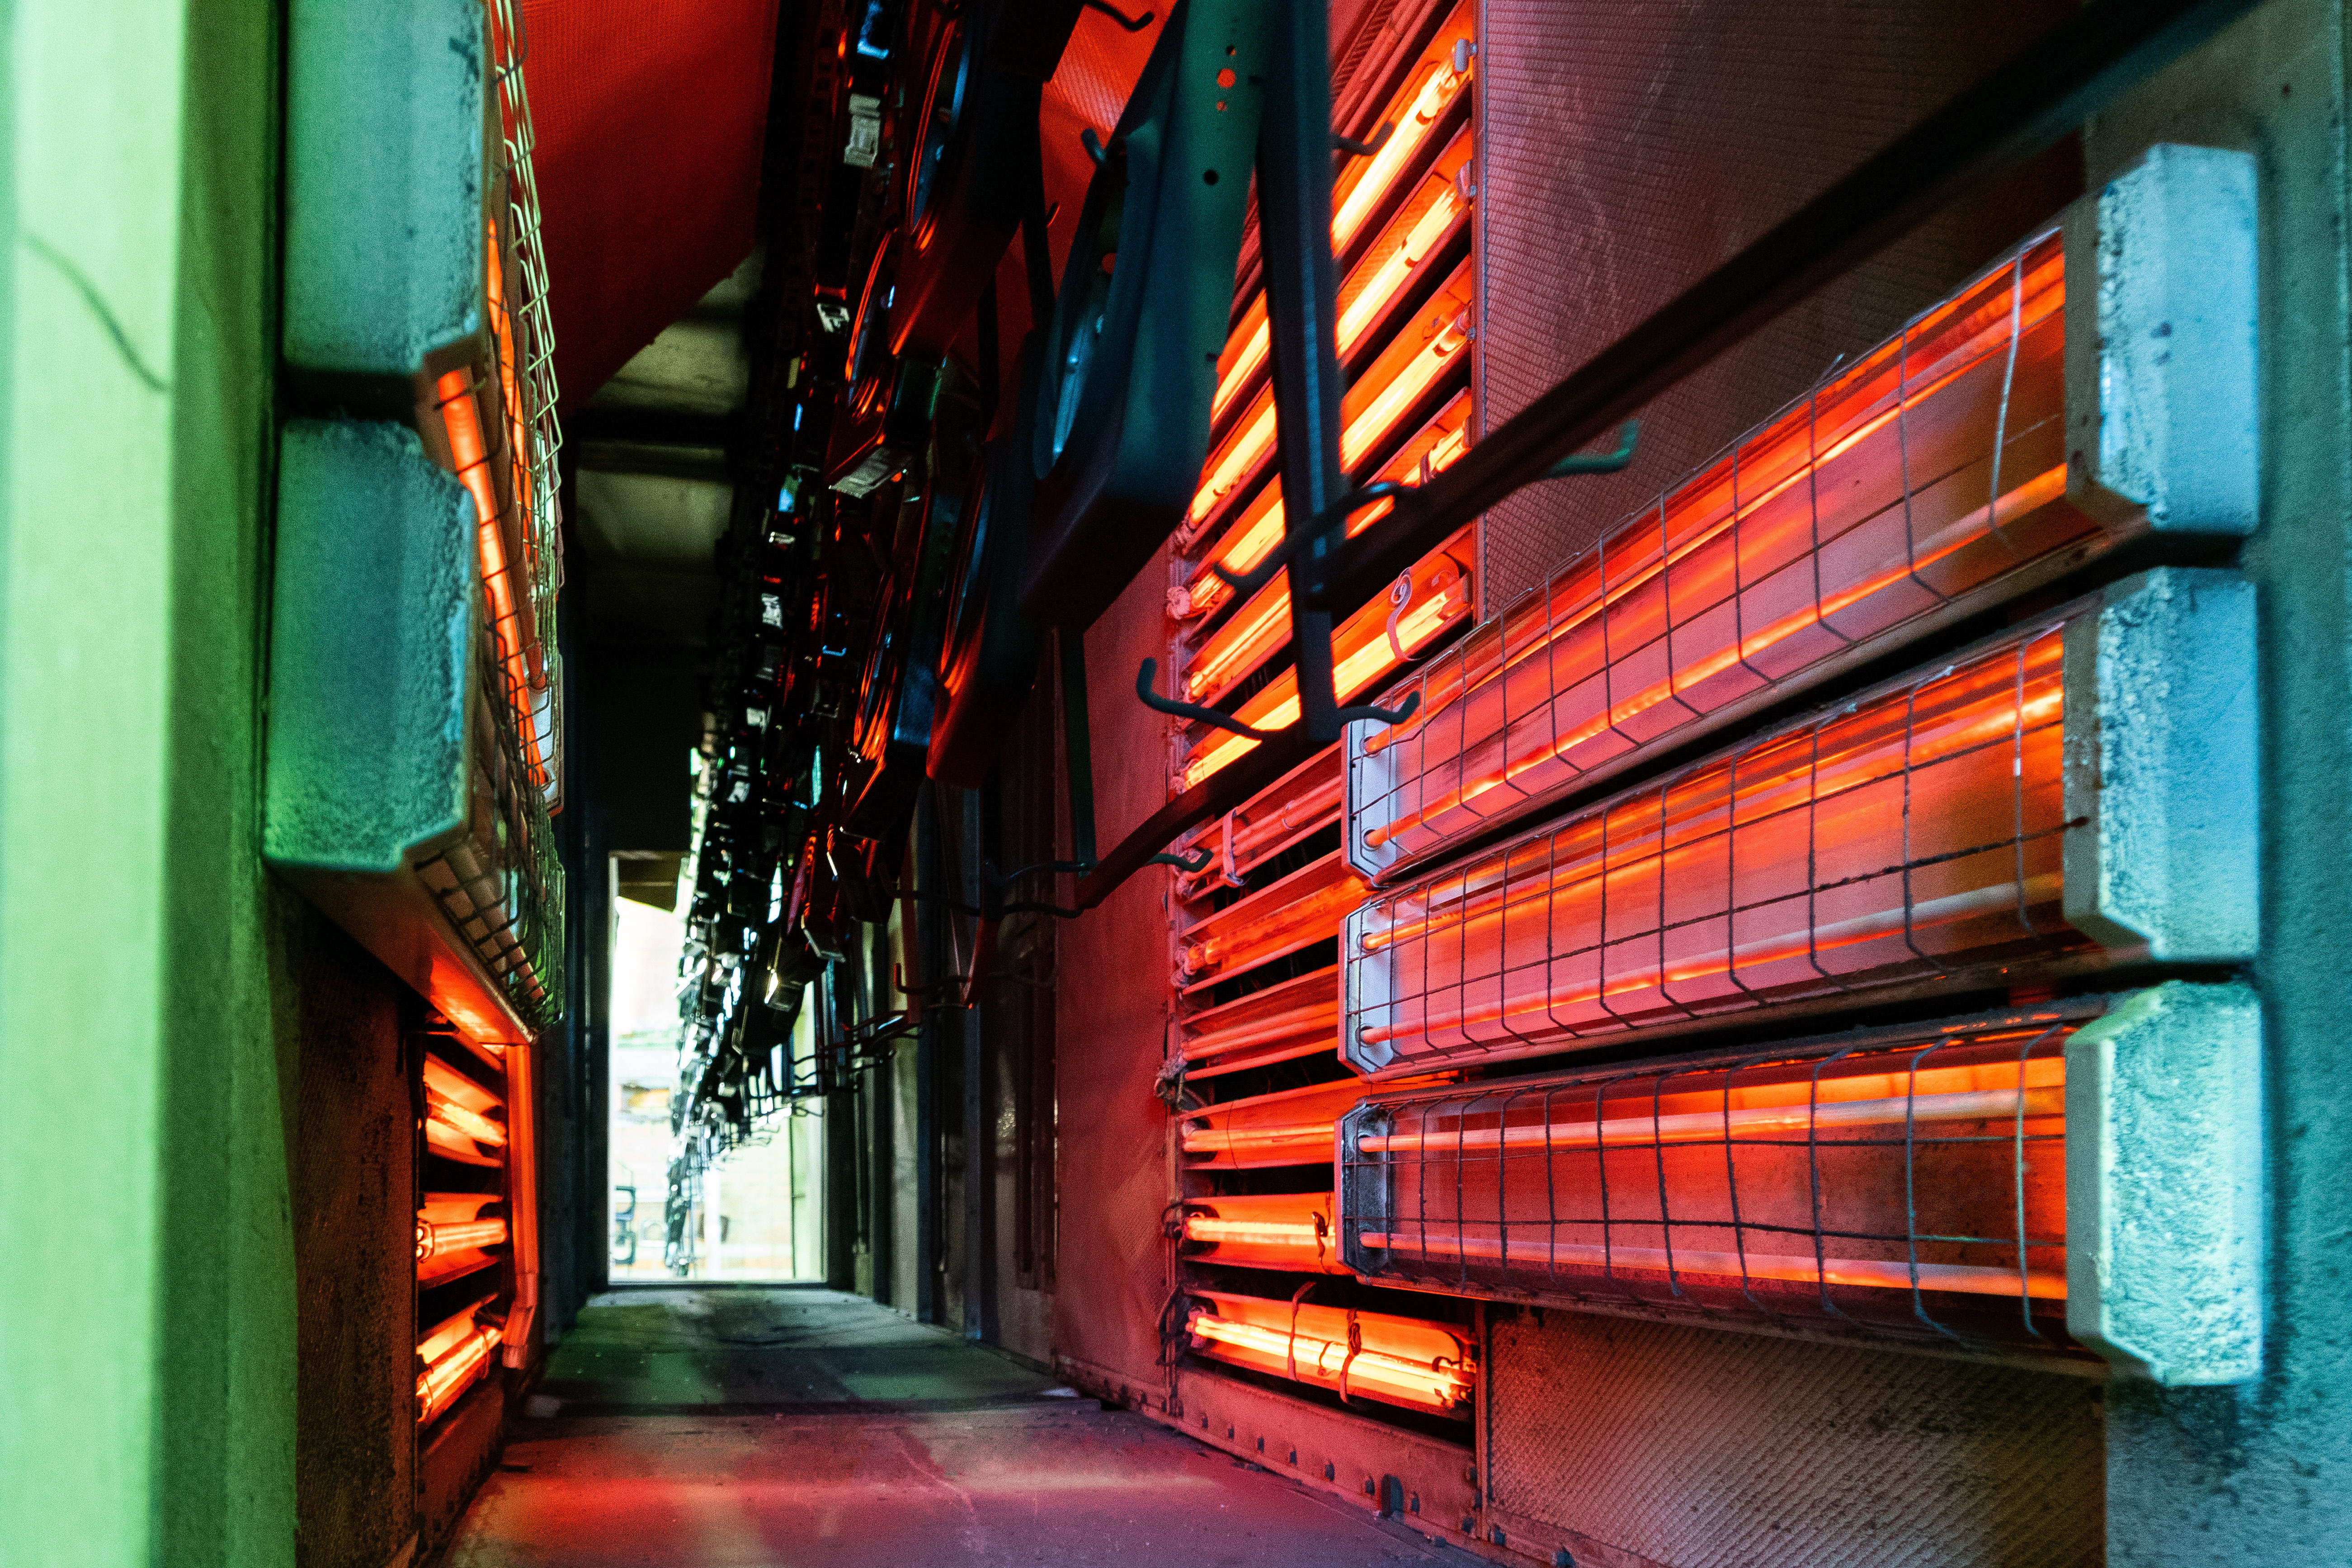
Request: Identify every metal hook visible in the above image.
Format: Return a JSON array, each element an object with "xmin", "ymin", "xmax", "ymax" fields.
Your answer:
[
  {"xmin": 1136, "ymin": 657, "xmax": 1283, "ymax": 741},
  {"xmin": 1083, "ymin": 0, "xmax": 1155, "ymax": 31},
  {"xmin": 995, "ymin": 857, "xmax": 1095, "ymax": 885},
  {"xmin": 1147, "ymin": 846, "xmax": 1214, "ymax": 873},
  {"xmin": 1333, "ymin": 120, "xmax": 1395, "ymax": 159},
  {"xmin": 892, "ymin": 962, "xmax": 961, "ymax": 1002},
  {"xmin": 1545, "ymin": 419, "xmax": 1640, "ymax": 477},
  {"xmin": 1335, "ymin": 689, "xmax": 1423, "ymax": 729},
  {"xmin": 1207, "ymin": 480, "xmax": 1410, "ymax": 598},
  {"xmin": 1207, "ymin": 532, "xmax": 1296, "ymax": 597}
]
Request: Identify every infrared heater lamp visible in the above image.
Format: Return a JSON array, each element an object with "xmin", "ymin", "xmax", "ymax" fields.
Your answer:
[
  {"xmin": 1184, "ymin": 1290, "xmax": 1475, "ymax": 1416},
  {"xmin": 1169, "ymin": 749, "xmax": 1351, "ymax": 1081},
  {"xmin": 1181, "ymin": 1191, "xmax": 1351, "ymax": 1273},
  {"xmin": 1337, "ymin": 1009, "xmax": 2085, "ymax": 1351},
  {"xmin": 1179, "ymin": 527, "xmax": 1475, "ymax": 791},
  {"xmin": 1205, "ymin": 0, "xmax": 1474, "ymax": 425},
  {"xmin": 1178, "ymin": 849, "xmax": 1368, "ymax": 998},
  {"xmin": 1350, "ymin": 147, "xmax": 2260, "ymax": 885},
  {"xmin": 423, "ymin": 1051, "xmax": 509, "ymax": 1165},
  {"xmin": 1178, "ymin": 391, "xmax": 1471, "ymax": 629},
  {"xmin": 1343, "ymin": 570, "xmax": 2255, "ymax": 1078},
  {"xmin": 1181, "ymin": 1074, "xmax": 1447, "ymax": 1172},
  {"xmin": 416, "ymin": 1193, "xmax": 508, "ymax": 1287},
  {"xmin": 1183, "ymin": 265, "xmax": 1472, "ymax": 558},
  {"xmin": 417, "ymin": 1296, "xmax": 504, "ymax": 1426}
]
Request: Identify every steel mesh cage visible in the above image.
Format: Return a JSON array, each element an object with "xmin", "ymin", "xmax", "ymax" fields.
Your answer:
[
  {"xmin": 1339, "ymin": 1005, "xmax": 2094, "ymax": 1354},
  {"xmin": 1344, "ymin": 606, "xmax": 2097, "ymax": 1077},
  {"xmin": 1347, "ymin": 230, "xmax": 2096, "ymax": 883}
]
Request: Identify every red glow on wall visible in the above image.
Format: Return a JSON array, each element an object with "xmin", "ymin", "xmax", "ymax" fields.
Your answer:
[{"xmin": 515, "ymin": 0, "xmax": 780, "ymax": 406}]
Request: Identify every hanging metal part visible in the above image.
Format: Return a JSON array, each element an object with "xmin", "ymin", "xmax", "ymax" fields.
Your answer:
[
  {"xmin": 1083, "ymin": 0, "xmax": 1155, "ymax": 33},
  {"xmin": 1545, "ymin": 419, "xmax": 1640, "ymax": 478},
  {"xmin": 1254, "ymin": 0, "xmax": 1349, "ymax": 746},
  {"xmin": 1332, "ymin": 120, "xmax": 1395, "ymax": 160},
  {"xmin": 1136, "ymin": 657, "xmax": 1283, "ymax": 742}
]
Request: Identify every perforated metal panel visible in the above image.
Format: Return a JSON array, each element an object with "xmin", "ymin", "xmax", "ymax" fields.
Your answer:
[
  {"xmin": 1484, "ymin": 1309, "xmax": 2102, "ymax": 1568},
  {"xmin": 1473, "ymin": 0, "xmax": 2081, "ymax": 613}
]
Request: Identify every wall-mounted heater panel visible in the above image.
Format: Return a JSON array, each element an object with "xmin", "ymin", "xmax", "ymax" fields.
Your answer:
[
  {"xmin": 1162, "ymin": 1, "xmax": 1483, "ymax": 1120},
  {"xmin": 415, "ymin": 1022, "xmax": 539, "ymax": 1424},
  {"xmin": 1182, "ymin": 1191, "xmax": 1351, "ymax": 1274},
  {"xmin": 1343, "ymin": 569, "xmax": 2254, "ymax": 1078},
  {"xmin": 1338, "ymin": 986, "xmax": 2263, "ymax": 1379},
  {"xmin": 1343, "ymin": 1007, "xmax": 2085, "ymax": 1352},
  {"xmin": 1348, "ymin": 145, "xmax": 2256, "ymax": 883},
  {"xmin": 1185, "ymin": 1289, "xmax": 1475, "ymax": 1417},
  {"xmin": 1181, "ymin": 1074, "xmax": 1449, "ymax": 1172},
  {"xmin": 271, "ymin": 0, "xmax": 566, "ymax": 1047},
  {"xmin": 418, "ymin": 1295, "xmax": 504, "ymax": 1427}
]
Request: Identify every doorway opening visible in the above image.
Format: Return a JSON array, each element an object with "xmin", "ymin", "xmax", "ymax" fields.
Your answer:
[{"xmin": 608, "ymin": 856, "xmax": 823, "ymax": 1281}]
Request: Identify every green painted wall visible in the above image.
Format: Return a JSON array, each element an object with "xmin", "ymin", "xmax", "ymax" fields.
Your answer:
[{"xmin": 0, "ymin": 3, "xmax": 296, "ymax": 1566}]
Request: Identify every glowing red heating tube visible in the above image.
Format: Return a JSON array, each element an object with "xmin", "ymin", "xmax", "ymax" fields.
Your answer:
[
  {"xmin": 1186, "ymin": 1309, "xmax": 1476, "ymax": 1412},
  {"xmin": 1353, "ymin": 1083, "xmax": 2065, "ymax": 1155},
  {"xmin": 1355, "ymin": 872, "xmax": 2060, "ymax": 1048},
  {"xmin": 434, "ymin": 367, "xmax": 550, "ymax": 793},
  {"xmin": 1207, "ymin": 37, "xmax": 1474, "ymax": 420},
  {"xmin": 1358, "ymin": 675, "xmax": 2066, "ymax": 956},
  {"xmin": 1353, "ymin": 1232, "xmax": 2066, "ymax": 1299},
  {"xmin": 1359, "ymin": 463, "xmax": 2068, "ymax": 851}
]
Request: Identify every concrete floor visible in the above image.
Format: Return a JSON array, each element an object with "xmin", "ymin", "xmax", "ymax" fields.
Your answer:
[{"xmin": 443, "ymin": 1288, "xmax": 1447, "ymax": 1566}]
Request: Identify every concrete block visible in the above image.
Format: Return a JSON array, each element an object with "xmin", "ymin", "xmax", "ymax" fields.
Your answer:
[
  {"xmin": 2065, "ymin": 982, "xmax": 2263, "ymax": 1385},
  {"xmin": 264, "ymin": 420, "xmax": 475, "ymax": 873},
  {"xmin": 283, "ymin": 0, "xmax": 486, "ymax": 377},
  {"xmin": 2064, "ymin": 143, "xmax": 2259, "ymax": 536},
  {"xmin": 2062, "ymin": 567, "xmax": 2258, "ymax": 961}
]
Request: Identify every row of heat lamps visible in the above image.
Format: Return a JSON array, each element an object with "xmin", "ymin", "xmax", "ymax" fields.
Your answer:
[
  {"xmin": 1167, "ymin": 2, "xmax": 1485, "ymax": 1417},
  {"xmin": 415, "ymin": 1036, "xmax": 537, "ymax": 1428},
  {"xmin": 1169, "ymin": 124, "xmax": 2253, "ymax": 1400}
]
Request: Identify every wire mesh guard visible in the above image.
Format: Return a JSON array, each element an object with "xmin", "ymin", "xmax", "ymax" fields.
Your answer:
[
  {"xmin": 414, "ymin": 614, "xmax": 563, "ymax": 1022},
  {"xmin": 1348, "ymin": 231, "xmax": 2091, "ymax": 882},
  {"xmin": 405, "ymin": 0, "xmax": 567, "ymax": 1028},
  {"xmin": 1180, "ymin": 1072, "xmax": 1450, "ymax": 1172},
  {"xmin": 1344, "ymin": 607, "xmax": 2094, "ymax": 1077},
  {"xmin": 487, "ymin": 0, "xmax": 566, "ymax": 800},
  {"xmin": 1339, "ymin": 1009, "xmax": 2090, "ymax": 1352},
  {"xmin": 1185, "ymin": 1289, "xmax": 1476, "ymax": 1417}
]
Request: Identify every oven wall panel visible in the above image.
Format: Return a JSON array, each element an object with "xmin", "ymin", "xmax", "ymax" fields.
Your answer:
[
  {"xmin": 1485, "ymin": 1310, "xmax": 2103, "ymax": 1568},
  {"xmin": 1473, "ymin": 0, "xmax": 2081, "ymax": 611},
  {"xmin": 291, "ymin": 913, "xmax": 417, "ymax": 1568},
  {"xmin": 1051, "ymin": 557, "xmax": 1184, "ymax": 1401}
]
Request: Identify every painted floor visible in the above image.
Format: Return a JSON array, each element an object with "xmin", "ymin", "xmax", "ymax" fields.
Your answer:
[{"xmin": 444, "ymin": 1287, "xmax": 1447, "ymax": 1566}]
